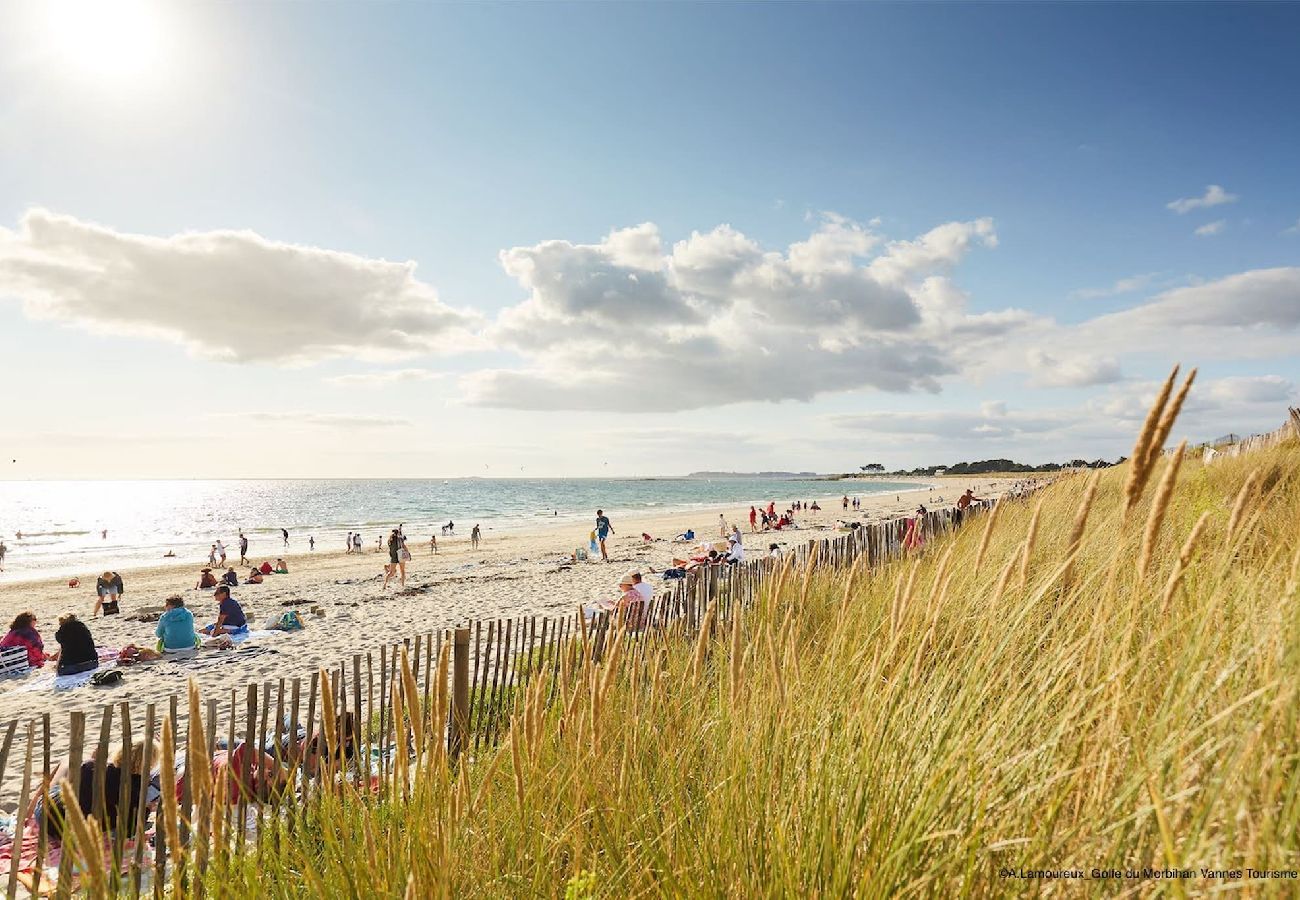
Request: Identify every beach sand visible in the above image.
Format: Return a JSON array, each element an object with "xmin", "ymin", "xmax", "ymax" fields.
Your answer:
[{"xmin": 0, "ymin": 476, "xmax": 1024, "ymax": 781}]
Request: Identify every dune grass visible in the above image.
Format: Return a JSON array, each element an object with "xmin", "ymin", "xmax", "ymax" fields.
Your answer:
[{"xmin": 65, "ymin": 405, "xmax": 1300, "ymax": 896}]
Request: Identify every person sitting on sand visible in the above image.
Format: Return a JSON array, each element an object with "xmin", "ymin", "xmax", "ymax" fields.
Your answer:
[
  {"xmin": 93, "ymin": 571, "xmax": 124, "ymax": 617},
  {"xmin": 259, "ymin": 560, "xmax": 274, "ymax": 575},
  {"xmin": 201, "ymin": 585, "xmax": 247, "ymax": 636},
  {"xmin": 196, "ymin": 568, "xmax": 217, "ymax": 590},
  {"xmin": 768, "ymin": 543, "xmax": 782, "ymax": 559},
  {"xmin": 246, "ymin": 568, "xmax": 264, "ymax": 585},
  {"xmin": 156, "ymin": 595, "xmax": 200, "ymax": 651},
  {"xmin": 35, "ymin": 740, "xmax": 161, "ymax": 841},
  {"xmin": 54, "ymin": 613, "xmax": 98, "ymax": 676},
  {"xmin": 1, "ymin": 611, "xmax": 56, "ymax": 668},
  {"xmin": 222, "ymin": 567, "xmax": 239, "ymax": 587},
  {"xmin": 674, "ymin": 529, "xmax": 695, "ymax": 542},
  {"xmin": 212, "ymin": 743, "xmax": 287, "ymax": 805},
  {"xmin": 726, "ymin": 536, "xmax": 745, "ymax": 564},
  {"xmin": 273, "ymin": 558, "xmax": 289, "ymax": 574}
]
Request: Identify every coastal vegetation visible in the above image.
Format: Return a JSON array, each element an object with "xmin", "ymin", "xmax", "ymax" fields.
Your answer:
[{"xmin": 49, "ymin": 374, "xmax": 1300, "ymax": 896}]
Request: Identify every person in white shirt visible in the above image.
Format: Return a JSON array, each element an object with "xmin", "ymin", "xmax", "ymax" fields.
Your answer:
[
  {"xmin": 727, "ymin": 537, "xmax": 745, "ymax": 563},
  {"xmin": 631, "ymin": 571, "xmax": 654, "ymax": 604}
]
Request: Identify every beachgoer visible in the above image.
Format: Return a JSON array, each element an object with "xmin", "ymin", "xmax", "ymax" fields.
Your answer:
[
  {"xmin": 727, "ymin": 536, "xmax": 745, "ymax": 564},
  {"xmin": 0, "ymin": 539, "xmax": 7, "ymax": 570},
  {"xmin": 259, "ymin": 560, "xmax": 273, "ymax": 575},
  {"xmin": 811, "ymin": 501, "xmax": 821, "ymax": 511},
  {"xmin": 156, "ymin": 596, "xmax": 199, "ymax": 651},
  {"xmin": 718, "ymin": 514, "xmax": 727, "ymax": 538},
  {"xmin": 54, "ymin": 614, "xmax": 97, "ymax": 675},
  {"xmin": 346, "ymin": 532, "xmax": 353, "ymax": 554},
  {"xmin": 196, "ymin": 567, "xmax": 217, "ymax": 590},
  {"xmin": 246, "ymin": 568, "xmax": 264, "ymax": 585},
  {"xmin": 430, "ymin": 534, "xmax": 437, "ymax": 555},
  {"xmin": 223, "ymin": 567, "xmax": 239, "ymax": 587},
  {"xmin": 353, "ymin": 533, "xmax": 362, "ymax": 553},
  {"xmin": 202, "ymin": 585, "xmax": 247, "ymax": 636},
  {"xmin": 216, "ymin": 540, "xmax": 227, "ymax": 565},
  {"xmin": 208, "ymin": 544, "xmax": 217, "ymax": 566},
  {"xmin": 1, "ymin": 611, "xmax": 54, "ymax": 668},
  {"xmin": 749, "ymin": 506, "xmax": 757, "ymax": 532},
  {"xmin": 102, "ymin": 529, "xmax": 107, "ymax": 540},
  {"xmin": 383, "ymin": 528, "xmax": 406, "ymax": 589},
  {"xmin": 212, "ymin": 744, "xmax": 286, "ymax": 805},
  {"xmin": 94, "ymin": 570, "xmax": 124, "ymax": 617},
  {"xmin": 274, "ymin": 558, "xmax": 289, "ymax": 574},
  {"xmin": 36, "ymin": 741, "xmax": 161, "ymax": 840},
  {"xmin": 471, "ymin": 524, "xmax": 481, "ymax": 549},
  {"xmin": 239, "ymin": 532, "xmax": 249, "ymax": 565},
  {"xmin": 631, "ymin": 571, "xmax": 654, "ymax": 605},
  {"xmin": 309, "ymin": 536, "xmax": 315, "ymax": 551},
  {"xmin": 282, "ymin": 528, "xmax": 289, "ymax": 547},
  {"xmin": 956, "ymin": 488, "xmax": 982, "ymax": 510},
  {"xmin": 595, "ymin": 509, "xmax": 614, "ymax": 562}
]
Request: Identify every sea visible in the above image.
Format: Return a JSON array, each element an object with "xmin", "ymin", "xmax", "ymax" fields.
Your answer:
[{"xmin": 0, "ymin": 477, "xmax": 921, "ymax": 581}]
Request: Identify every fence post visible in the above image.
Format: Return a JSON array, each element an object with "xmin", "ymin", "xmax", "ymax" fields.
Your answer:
[{"xmin": 449, "ymin": 628, "xmax": 470, "ymax": 762}]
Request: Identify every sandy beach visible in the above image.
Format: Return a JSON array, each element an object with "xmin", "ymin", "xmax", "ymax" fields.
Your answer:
[{"xmin": 0, "ymin": 476, "xmax": 1022, "ymax": 772}]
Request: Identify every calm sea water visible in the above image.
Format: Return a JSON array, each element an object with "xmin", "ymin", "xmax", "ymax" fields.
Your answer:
[{"xmin": 0, "ymin": 477, "xmax": 919, "ymax": 580}]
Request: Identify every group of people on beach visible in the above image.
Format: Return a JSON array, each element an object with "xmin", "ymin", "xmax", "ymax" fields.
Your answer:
[{"xmin": 747, "ymin": 502, "xmax": 802, "ymax": 532}]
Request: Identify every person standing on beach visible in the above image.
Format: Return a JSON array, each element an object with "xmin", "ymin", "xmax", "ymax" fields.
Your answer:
[
  {"xmin": 208, "ymin": 544, "xmax": 217, "ymax": 566},
  {"xmin": 748, "ymin": 506, "xmax": 757, "ymax": 532},
  {"xmin": 471, "ymin": 525, "xmax": 481, "ymax": 549},
  {"xmin": 353, "ymin": 533, "xmax": 362, "ymax": 553},
  {"xmin": 429, "ymin": 533, "xmax": 437, "ymax": 555},
  {"xmin": 216, "ymin": 540, "xmax": 227, "ymax": 566},
  {"xmin": 281, "ymin": 528, "xmax": 289, "ymax": 548},
  {"xmin": 595, "ymin": 509, "xmax": 614, "ymax": 562},
  {"xmin": 0, "ymin": 540, "xmax": 6, "ymax": 570},
  {"xmin": 239, "ymin": 532, "xmax": 249, "ymax": 566},
  {"xmin": 345, "ymin": 532, "xmax": 353, "ymax": 554},
  {"xmin": 383, "ymin": 528, "xmax": 406, "ymax": 590},
  {"xmin": 718, "ymin": 514, "xmax": 727, "ymax": 538},
  {"xmin": 309, "ymin": 536, "xmax": 315, "ymax": 551}
]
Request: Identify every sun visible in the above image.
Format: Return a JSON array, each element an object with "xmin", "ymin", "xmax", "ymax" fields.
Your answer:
[{"xmin": 41, "ymin": 0, "xmax": 166, "ymax": 83}]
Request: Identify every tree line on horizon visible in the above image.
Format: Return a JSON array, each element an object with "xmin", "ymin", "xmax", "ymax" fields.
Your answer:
[{"xmin": 856, "ymin": 457, "xmax": 1122, "ymax": 476}]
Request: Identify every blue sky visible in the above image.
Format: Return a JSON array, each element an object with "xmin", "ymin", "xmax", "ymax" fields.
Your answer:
[{"xmin": 1, "ymin": 0, "xmax": 1298, "ymax": 478}]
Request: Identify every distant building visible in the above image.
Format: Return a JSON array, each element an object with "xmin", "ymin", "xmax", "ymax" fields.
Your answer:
[{"xmin": 933, "ymin": 468, "xmax": 947, "ymax": 476}]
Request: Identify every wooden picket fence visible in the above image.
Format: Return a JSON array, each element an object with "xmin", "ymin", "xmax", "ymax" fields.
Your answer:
[
  {"xmin": 1198, "ymin": 407, "xmax": 1300, "ymax": 463},
  {"xmin": 0, "ymin": 494, "xmax": 1016, "ymax": 896}
]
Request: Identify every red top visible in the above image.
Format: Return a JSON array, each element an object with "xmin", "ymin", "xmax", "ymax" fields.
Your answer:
[{"xmin": 0, "ymin": 628, "xmax": 46, "ymax": 667}]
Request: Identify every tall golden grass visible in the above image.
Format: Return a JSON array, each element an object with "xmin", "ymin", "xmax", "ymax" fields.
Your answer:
[{"xmin": 61, "ymin": 390, "xmax": 1300, "ymax": 897}]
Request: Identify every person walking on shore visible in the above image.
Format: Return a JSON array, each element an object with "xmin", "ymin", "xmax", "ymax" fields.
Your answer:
[
  {"xmin": 238, "ymin": 532, "xmax": 249, "ymax": 566},
  {"xmin": 0, "ymin": 540, "xmax": 6, "ymax": 570},
  {"xmin": 595, "ymin": 509, "xmax": 614, "ymax": 562},
  {"xmin": 309, "ymin": 536, "xmax": 315, "ymax": 551},
  {"xmin": 346, "ymin": 532, "xmax": 353, "ymax": 554},
  {"xmin": 748, "ymin": 506, "xmax": 757, "ymax": 532},
  {"xmin": 281, "ymin": 528, "xmax": 289, "ymax": 548},
  {"xmin": 383, "ymin": 528, "xmax": 406, "ymax": 590},
  {"xmin": 216, "ymin": 540, "xmax": 227, "ymax": 566},
  {"xmin": 471, "ymin": 524, "xmax": 481, "ymax": 549}
]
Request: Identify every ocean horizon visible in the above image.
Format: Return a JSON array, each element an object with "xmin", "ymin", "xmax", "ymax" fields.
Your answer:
[{"xmin": 0, "ymin": 476, "xmax": 923, "ymax": 580}]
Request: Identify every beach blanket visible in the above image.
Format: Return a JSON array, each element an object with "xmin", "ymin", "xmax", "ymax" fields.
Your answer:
[{"xmin": 1, "ymin": 814, "xmax": 155, "ymax": 894}]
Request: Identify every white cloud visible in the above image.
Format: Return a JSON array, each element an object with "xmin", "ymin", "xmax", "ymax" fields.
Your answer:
[
  {"xmin": 1026, "ymin": 350, "xmax": 1123, "ymax": 387},
  {"xmin": 831, "ymin": 405, "xmax": 1066, "ymax": 441},
  {"xmin": 1205, "ymin": 375, "xmax": 1295, "ymax": 405},
  {"xmin": 1069, "ymin": 272, "xmax": 1160, "ymax": 300},
  {"xmin": 1167, "ymin": 184, "xmax": 1238, "ymax": 214},
  {"xmin": 235, "ymin": 412, "xmax": 413, "ymax": 428},
  {"xmin": 325, "ymin": 368, "xmax": 444, "ymax": 387},
  {"xmin": 0, "ymin": 209, "xmax": 479, "ymax": 364},
  {"xmin": 1194, "ymin": 220, "xmax": 1226, "ymax": 237},
  {"xmin": 467, "ymin": 215, "xmax": 1023, "ymax": 411}
]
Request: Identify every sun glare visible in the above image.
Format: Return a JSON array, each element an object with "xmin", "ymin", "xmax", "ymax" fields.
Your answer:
[{"xmin": 41, "ymin": 0, "xmax": 166, "ymax": 84}]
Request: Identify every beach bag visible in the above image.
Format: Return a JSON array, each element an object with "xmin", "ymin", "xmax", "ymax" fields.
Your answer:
[
  {"xmin": 399, "ymin": 547, "xmax": 412, "ymax": 563},
  {"xmin": 276, "ymin": 611, "xmax": 304, "ymax": 632},
  {"xmin": 91, "ymin": 669, "xmax": 124, "ymax": 687}
]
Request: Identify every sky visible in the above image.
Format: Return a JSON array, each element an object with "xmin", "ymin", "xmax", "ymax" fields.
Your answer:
[{"xmin": 1, "ymin": 0, "xmax": 1298, "ymax": 479}]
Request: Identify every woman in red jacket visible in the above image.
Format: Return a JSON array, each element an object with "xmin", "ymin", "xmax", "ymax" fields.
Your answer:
[{"xmin": 0, "ymin": 611, "xmax": 56, "ymax": 668}]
